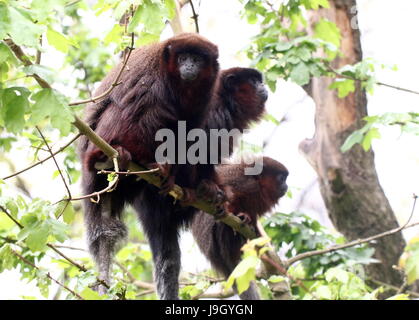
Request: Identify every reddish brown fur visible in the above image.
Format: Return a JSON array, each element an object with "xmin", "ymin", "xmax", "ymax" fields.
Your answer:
[
  {"xmin": 77, "ymin": 33, "xmax": 220, "ymax": 300},
  {"xmin": 191, "ymin": 156, "xmax": 288, "ymax": 299}
]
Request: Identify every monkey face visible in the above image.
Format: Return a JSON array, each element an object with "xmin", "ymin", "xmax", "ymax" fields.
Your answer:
[
  {"xmin": 259, "ymin": 158, "xmax": 289, "ymax": 202},
  {"xmin": 177, "ymin": 53, "xmax": 205, "ymax": 81}
]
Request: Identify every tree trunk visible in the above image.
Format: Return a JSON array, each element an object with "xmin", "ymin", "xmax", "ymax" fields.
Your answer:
[{"xmin": 300, "ymin": 0, "xmax": 405, "ymax": 287}]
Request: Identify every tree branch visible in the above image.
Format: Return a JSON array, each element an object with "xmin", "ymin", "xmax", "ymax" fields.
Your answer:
[
  {"xmin": 36, "ymin": 126, "xmax": 72, "ymax": 199},
  {"xmin": 11, "ymin": 249, "xmax": 84, "ymax": 300},
  {"xmin": 286, "ymin": 194, "xmax": 418, "ymax": 266},
  {"xmin": 1, "ymin": 134, "xmax": 81, "ymax": 181}
]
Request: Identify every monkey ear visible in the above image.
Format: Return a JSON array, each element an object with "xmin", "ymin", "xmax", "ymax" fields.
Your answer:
[
  {"xmin": 163, "ymin": 44, "xmax": 172, "ymax": 62},
  {"xmin": 224, "ymin": 74, "xmax": 237, "ymax": 89}
]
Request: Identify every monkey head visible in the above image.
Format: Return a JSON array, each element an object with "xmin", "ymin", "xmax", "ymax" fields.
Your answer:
[
  {"xmin": 257, "ymin": 156, "xmax": 289, "ymax": 207},
  {"xmin": 219, "ymin": 68, "xmax": 268, "ymax": 125},
  {"xmin": 163, "ymin": 33, "xmax": 219, "ymax": 84}
]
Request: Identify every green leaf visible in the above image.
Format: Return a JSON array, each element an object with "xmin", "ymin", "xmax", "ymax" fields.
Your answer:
[
  {"xmin": 290, "ymin": 62, "xmax": 310, "ymax": 85},
  {"xmin": 325, "ymin": 267, "xmax": 349, "ymax": 283},
  {"xmin": 7, "ymin": 7, "xmax": 45, "ymax": 48},
  {"xmin": 0, "ymin": 3, "xmax": 10, "ymax": 40},
  {"xmin": 23, "ymin": 65, "xmax": 56, "ymax": 84},
  {"xmin": 329, "ymin": 79, "xmax": 355, "ymax": 98},
  {"xmin": 25, "ymin": 222, "xmax": 50, "ymax": 252},
  {"xmin": 104, "ymin": 24, "xmax": 124, "ymax": 45},
  {"xmin": 275, "ymin": 42, "xmax": 292, "ymax": 52},
  {"xmin": 31, "ymin": 0, "xmax": 66, "ymax": 22},
  {"xmin": 341, "ymin": 129, "xmax": 364, "ymax": 153},
  {"xmin": 80, "ymin": 287, "xmax": 106, "ymax": 300},
  {"xmin": 129, "ymin": 0, "xmax": 166, "ymax": 35},
  {"xmin": 62, "ymin": 202, "xmax": 75, "ymax": 224},
  {"xmin": 0, "ymin": 42, "xmax": 13, "ymax": 64},
  {"xmin": 405, "ymin": 250, "xmax": 419, "ymax": 285},
  {"xmin": 0, "ymin": 244, "xmax": 16, "ymax": 272},
  {"xmin": 0, "ymin": 87, "xmax": 30, "ymax": 133},
  {"xmin": 387, "ymin": 294, "xmax": 410, "ymax": 300},
  {"xmin": 225, "ymin": 256, "xmax": 259, "ymax": 294},
  {"xmin": 361, "ymin": 127, "xmax": 381, "ymax": 151},
  {"xmin": 47, "ymin": 28, "xmax": 71, "ymax": 53},
  {"xmin": 263, "ymin": 113, "xmax": 281, "ymax": 126},
  {"xmin": 315, "ymin": 19, "xmax": 341, "ymax": 47},
  {"xmin": 30, "ymin": 89, "xmax": 74, "ymax": 136}
]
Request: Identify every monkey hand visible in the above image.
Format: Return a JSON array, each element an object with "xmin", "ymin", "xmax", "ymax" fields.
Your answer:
[
  {"xmin": 236, "ymin": 212, "xmax": 253, "ymax": 225},
  {"xmin": 87, "ymin": 145, "xmax": 132, "ymax": 171},
  {"xmin": 196, "ymin": 179, "xmax": 226, "ymax": 206},
  {"xmin": 147, "ymin": 162, "xmax": 175, "ymax": 195}
]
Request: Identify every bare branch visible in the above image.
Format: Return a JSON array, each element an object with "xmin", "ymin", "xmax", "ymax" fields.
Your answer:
[
  {"xmin": 69, "ymin": 33, "xmax": 135, "ymax": 106},
  {"xmin": 36, "ymin": 126, "xmax": 72, "ymax": 199},
  {"xmin": 286, "ymin": 194, "xmax": 418, "ymax": 266},
  {"xmin": 189, "ymin": 0, "xmax": 200, "ymax": 33},
  {"xmin": 1, "ymin": 134, "xmax": 81, "ymax": 181}
]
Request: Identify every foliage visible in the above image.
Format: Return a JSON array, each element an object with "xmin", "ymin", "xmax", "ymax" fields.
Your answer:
[
  {"xmin": 400, "ymin": 237, "xmax": 419, "ymax": 285},
  {"xmin": 240, "ymin": 0, "xmax": 418, "ymax": 151},
  {"xmin": 0, "ymin": 0, "xmax": 417, "ymax": 300}
]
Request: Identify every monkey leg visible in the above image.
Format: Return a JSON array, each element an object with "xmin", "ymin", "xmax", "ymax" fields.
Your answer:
[
  {"xmin": 82, "ymin": 185, "xmax": 127, "ymax": 294},
  {"xmin": 132, "ymin": 186, "xmax": 182, "ymax": 300}
]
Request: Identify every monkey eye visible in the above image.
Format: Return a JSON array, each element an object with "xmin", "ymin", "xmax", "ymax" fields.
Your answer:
[
  {"xmin": 177, "ymin": 55, "xmax": 187, "ymax": 63},
  {"xmin": 276, "ymin": 172, "xmax": 288, "ymax": 184}
]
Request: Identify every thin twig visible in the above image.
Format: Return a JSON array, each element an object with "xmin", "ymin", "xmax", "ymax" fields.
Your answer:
[
  {"xmin": 47, "ymin": 244, "xmax": 87, "ymax": 272},
  {"xmin": 36, "ymin": 126, "xmax": 72, "ymax": 199},
  {"xmin": 69, "ymin": 33, "xmax": 135, "ymax": 106},
  {"xmin": 0, "ymin": 205, "xmax": 24, "ymax": 229},
  {"xmin": 98, "ymin": 168, "xmax": 160, "ymax": 176},
  {"xmin": 328, "ymin": 65, "xmax": 419, "ymax": 96},
  {"xmin": 189, "ymin": 0, "xmax": 200, "ymax": 33},
  {"xmin": 370, "ymin": 278, "xmax": 419, "ymax": 299},
  {"xmin": 2, "ymin": 134, "xmax": 81, "ymax": 181},
  {"xmin": 286, "ymin": 194, "xmax": 418, "ymax": 266},
  {"xmin": 115, "ymin": 261, "xmax": 155, "ymax": 290},
  {"xmin": 11, "ymin": 249, "xmax": 84, "ymax": 300}
]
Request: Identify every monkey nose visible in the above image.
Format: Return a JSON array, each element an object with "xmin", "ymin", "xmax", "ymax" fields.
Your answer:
[{"xmin": 258, "ymin": 86, "xmax": 268, "ymax": 102}]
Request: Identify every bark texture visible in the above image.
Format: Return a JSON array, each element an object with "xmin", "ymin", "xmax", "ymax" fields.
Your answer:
[{"xmin": 300, "ymin": 0, "xmax": 405, "ymax": 287}]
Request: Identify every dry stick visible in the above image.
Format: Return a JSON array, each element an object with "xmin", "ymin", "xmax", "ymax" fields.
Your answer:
[
  {"xmin": 189, "ymin": 0, "xmax": 200, "ymax": 33},
  {"xmin": 36, "ymin": 126, "xmax": 72, "ymax": 200},
  {"xmin": 1, "ymin": 134, "xmax": 81, "ymax": 181},
  {"xmin": 286, "ymin": 194, "xmax": 418, "ymax": 267},
  {"xmin": 11, "ymin": 249, "xmax": 84, "ymax": 300}
]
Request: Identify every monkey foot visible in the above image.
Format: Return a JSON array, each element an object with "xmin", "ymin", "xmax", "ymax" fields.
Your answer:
[{"xmin": 237, "ymin": 212, "xmax": 252, "ymax": 225}]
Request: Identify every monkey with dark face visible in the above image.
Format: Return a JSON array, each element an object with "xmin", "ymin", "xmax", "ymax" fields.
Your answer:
[
  {"xmin": 78, "ymin": 33, "xmax": 220, "ymax": 298},
  {"xmin": 78, "ymin": 36, "xmax": 270, "ymax": 298},
  {"xmin": 196, "ymin": 67, "xmax": 268, "ymax": 201},
  {"xmin": 191, "ymin": 157, "xmax": 289, "ymax": 300}
]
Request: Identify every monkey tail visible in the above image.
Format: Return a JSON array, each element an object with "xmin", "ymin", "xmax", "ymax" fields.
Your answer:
[{"xmin": 191, "ymin": 212, "xmax": 260, "ymax": 300}]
